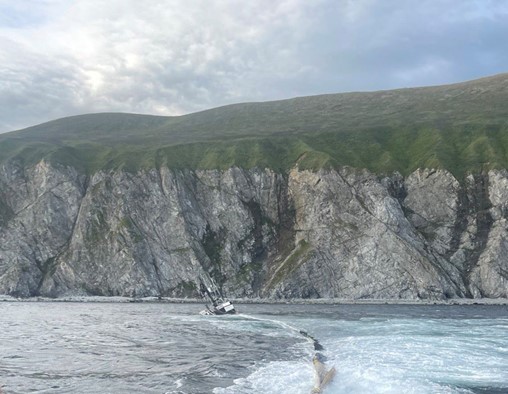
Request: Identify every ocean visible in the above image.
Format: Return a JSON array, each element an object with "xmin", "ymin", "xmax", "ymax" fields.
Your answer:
[{"xmin": 0, "ymin": 301, "xmax": 506, "ymax": 393}]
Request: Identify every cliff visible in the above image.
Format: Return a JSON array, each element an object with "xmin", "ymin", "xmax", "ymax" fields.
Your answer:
[
  {"xmin": 0, "ymin": 160, "xmax": 506, "ymax": 299},
  {"xmin": 1, "ymin": 73, "xmax": 508, "ymax": 299}
]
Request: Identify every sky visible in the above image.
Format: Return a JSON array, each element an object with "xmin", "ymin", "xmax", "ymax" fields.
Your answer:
[{"xmin": 0, "ymin": 0, "xmax": 507, "ymax": 132}]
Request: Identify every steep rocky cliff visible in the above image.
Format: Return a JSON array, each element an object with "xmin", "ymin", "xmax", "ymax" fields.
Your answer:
[{"xmin": 0, "ymin": 159, "xmax": 506, "ymax": 299}]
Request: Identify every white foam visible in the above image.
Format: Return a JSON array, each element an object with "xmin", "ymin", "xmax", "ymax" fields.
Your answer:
[
  {"xmin": 318, "ymin": 317, "xmax": 508, "ymax": 393},
  {"xmin": 214, "ymin": 360, "xmax": 314, "ymax": 394},
  {"xmin": 216, "ymin": 314, "xmax": 507, "ymax": 393}
]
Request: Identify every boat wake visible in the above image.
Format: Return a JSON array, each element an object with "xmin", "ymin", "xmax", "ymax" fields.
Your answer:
[{"xmin": 236, "ymin": 314, "xmax": 336, "ymax": 393}]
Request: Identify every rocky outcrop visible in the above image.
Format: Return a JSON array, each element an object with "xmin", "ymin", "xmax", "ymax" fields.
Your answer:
[{"xmin": 0, "ymin": 160, "xmax": 506, "ymax": 299}]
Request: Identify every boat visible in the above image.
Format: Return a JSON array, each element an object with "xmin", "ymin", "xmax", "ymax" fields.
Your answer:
[{"xmin": 199, "ymin": 277, "xmax": 236, "ymax": 315}]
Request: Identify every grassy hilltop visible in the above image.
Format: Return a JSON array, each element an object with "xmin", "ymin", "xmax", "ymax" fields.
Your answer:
[{"xmin": 1, "ymin": 73, "xmax": 508, "ymax": 177}]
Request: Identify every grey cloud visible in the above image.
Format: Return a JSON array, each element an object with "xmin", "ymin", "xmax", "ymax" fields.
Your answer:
[
  {"xmin": 264, "ymin": 0, "xmax": 508, "ymax": 93},
  {"xmin": 0, "ymin": 0, "xmax": 507, "ymax": 132}
]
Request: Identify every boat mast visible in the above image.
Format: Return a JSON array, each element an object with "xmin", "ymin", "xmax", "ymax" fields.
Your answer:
[{"xmin": 199, "ymin": 275, "xmax": 223, "ymax": 306}]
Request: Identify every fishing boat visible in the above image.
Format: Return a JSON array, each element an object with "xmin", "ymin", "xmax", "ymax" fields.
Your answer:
[{"xmin": 199, "ymin": 277, "xmax": 236, "ymax": 315}]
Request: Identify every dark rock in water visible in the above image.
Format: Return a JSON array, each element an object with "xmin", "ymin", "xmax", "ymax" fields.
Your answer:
[{"xmin": 299, "ymin": 330, "xmax": 324, "ymax": 351}]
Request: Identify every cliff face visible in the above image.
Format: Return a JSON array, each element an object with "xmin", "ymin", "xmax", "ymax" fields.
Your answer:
[{"xmin": 0, "ymin": 160, "xmax": 506, "ymax": 299}]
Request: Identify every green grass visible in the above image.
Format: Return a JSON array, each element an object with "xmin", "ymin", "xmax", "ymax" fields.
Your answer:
[{"xmin": 1, "ymin": 73, "xmax": 508, "ymax": 178}]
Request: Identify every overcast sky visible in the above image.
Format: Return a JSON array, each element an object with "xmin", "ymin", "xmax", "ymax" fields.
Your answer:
[{"xmin": 0, "ymin": 0, "xmax": 507, "ymax": 132}]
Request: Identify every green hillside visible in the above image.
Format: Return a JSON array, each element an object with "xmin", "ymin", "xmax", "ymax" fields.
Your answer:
[{"xmin": 1, "ymin": 73, "xmax": 508, "ymax": 177}]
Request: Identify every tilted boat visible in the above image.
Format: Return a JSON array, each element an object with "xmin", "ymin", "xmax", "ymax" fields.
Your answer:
[{"xmin": 199, "ymin": 277, "xmax": 236, "ymax": 315}]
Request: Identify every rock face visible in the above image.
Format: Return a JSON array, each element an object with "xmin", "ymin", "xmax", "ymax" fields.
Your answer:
[{"xmin": 0, "ymin": 160, "xmax": 506, "ymax": 299}]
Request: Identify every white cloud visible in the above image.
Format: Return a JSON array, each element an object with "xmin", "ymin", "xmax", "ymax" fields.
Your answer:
[{"xmin": 0, "ymin": 0, "xmax": 507, "ymax": 132}]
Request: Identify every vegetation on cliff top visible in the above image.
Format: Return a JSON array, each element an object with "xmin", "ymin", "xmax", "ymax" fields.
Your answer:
[{"xmin": 1, "ymin": 73, "xmax": 507, "ymax": 177}]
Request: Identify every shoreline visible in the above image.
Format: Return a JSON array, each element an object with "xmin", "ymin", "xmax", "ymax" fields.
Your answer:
[{"xmin": 1, "ymin": 295, "xmax": 507, "ymax": 305}]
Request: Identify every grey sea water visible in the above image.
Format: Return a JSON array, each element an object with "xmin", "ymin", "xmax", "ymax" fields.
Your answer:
[{"xmin": 0, "ymin": 302, "xmax": 507, "ymax": 394}]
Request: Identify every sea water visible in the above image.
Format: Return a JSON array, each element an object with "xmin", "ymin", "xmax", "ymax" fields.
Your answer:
[{"xmin": 0, "ymin": 302, "xmax": 506, "ymax": 393}]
